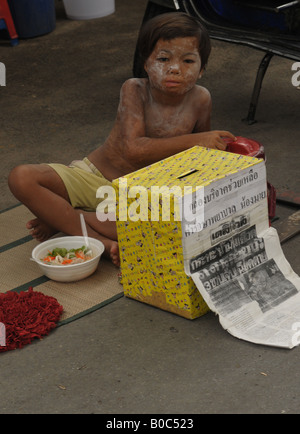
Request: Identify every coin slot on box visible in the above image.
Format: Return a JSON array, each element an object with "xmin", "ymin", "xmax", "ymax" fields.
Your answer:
[{"xmin": 177, "ymin": 169, "xmax": 199, "ymax": 179}]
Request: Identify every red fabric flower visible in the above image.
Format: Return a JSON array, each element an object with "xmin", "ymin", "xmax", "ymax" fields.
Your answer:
[{"xmin": 0, "ymin": 287, "xmax": 63, "ymax": 352}]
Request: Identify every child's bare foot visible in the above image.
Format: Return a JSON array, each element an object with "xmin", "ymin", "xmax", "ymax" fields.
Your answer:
[
  {"xmin": 110, "ymin": 241, "xmax": 120, "ymax": 267},
  {"xmin": 100, "ymin": 238, "xmax": 120, "ymax": 267},
  {"xmin": 26, "ymin": 218, "xmax": 57, "ymax": 242}
]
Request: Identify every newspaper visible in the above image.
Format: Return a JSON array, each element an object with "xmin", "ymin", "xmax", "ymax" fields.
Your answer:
[{"xmin": 180, "ymin": 161, "xmax": 300, "ymax": 349}]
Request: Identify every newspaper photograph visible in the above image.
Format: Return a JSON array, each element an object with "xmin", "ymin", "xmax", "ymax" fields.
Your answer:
[{"xmin": 180, "ymin": 163, "xmax": 300, "ymax": 349}]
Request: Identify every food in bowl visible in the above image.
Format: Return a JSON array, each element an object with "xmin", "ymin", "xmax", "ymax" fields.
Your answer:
[
  {"xmin": 31, "ymin": 236, "xmax": 105, "ymax": 282},
  {"xmin": 41, "ymin": 246, "xmax": 93, "ymax": 266}
]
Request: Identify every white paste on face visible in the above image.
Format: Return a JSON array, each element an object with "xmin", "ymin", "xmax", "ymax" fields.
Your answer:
[{"xmin": 144, "ymin": 37, "xmax": 202, "ymax": 96}]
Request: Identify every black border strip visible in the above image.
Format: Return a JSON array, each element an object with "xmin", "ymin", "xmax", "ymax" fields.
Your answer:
[
  {"xmin": 0, "ymin": 235, "xmax": 33, "ymax": 254},
  {"xmin": 0, "ymin": 203, "xmax": 21, "ymax": 215},
  {"xmin": 10, "ymin": 276, "xmax": 50, "ymax": 293},
  {"xmin": 0, "ymin": 203, "xmax": 33, "ymax": 253},
  {"xmin": 57, "ymin": 292, "xmax": 124, "ymax": 326},
  {"xmin": 8, "ymin": 278, "xmax": 123, "ymax": 326}
]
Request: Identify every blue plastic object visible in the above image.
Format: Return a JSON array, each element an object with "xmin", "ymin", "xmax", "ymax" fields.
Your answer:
[
  {"xmin": 7, "ymin": 0, "xmax": 56, "ymax": 38},
  {"xmin": 209, "ymin": 0, "xmax": 288, "ymax": 32}
]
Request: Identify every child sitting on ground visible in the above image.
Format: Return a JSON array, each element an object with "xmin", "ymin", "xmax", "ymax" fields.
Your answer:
[{"xmin": 8, "ymin": 12, "xmax": 236, "ymax": 267}]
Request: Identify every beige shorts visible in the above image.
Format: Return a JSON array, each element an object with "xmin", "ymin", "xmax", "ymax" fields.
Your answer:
[{"xmin": 48, "ymin": 157, "xmax": 114, "ymax": 212}]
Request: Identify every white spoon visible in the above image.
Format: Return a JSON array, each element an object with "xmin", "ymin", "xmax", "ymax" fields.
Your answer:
[{"xmin": 80, "ymin": 213, "xmax": 91, "ymax": 254}]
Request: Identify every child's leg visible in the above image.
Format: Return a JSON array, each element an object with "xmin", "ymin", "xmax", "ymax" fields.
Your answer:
[
  {"xmin": 76, "ymin": 210, "xmax": 119, "ymax": 266},
  {"xmin": 8, "ymin": 164, "xmax": 120, "ymax": 266}
]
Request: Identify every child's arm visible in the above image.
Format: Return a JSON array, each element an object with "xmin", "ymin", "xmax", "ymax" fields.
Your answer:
[
  {"xmin": 118, "ymin": 80, "xmax": 235, "ymax": 169},
  {"xmin": 190, "ymin": 88, "xmax": 236, "ymax": 151}
]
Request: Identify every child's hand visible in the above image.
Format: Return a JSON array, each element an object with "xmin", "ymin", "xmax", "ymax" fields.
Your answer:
[{"xmin": 196, "ymin": 131, "xmax": 236, "ymax": 151}]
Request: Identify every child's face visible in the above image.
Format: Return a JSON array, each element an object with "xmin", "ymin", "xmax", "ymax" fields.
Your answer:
[{"xmin": 144, "ymin": 36, "xmax": 203, "ymax": 95}]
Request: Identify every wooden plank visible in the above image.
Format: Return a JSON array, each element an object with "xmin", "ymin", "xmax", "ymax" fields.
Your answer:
[
  {"xmin": 276, "ymin": 190, "xmax": 300, "ymax": 207},
  {"xmin": 275, "ymin": 210, "xmax": 300, "ymax": 244}
]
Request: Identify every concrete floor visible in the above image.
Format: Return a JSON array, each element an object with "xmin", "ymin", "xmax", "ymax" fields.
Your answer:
[{"xmin": 0, "ymin": 0, "xmax": 300, "ymax": 414}]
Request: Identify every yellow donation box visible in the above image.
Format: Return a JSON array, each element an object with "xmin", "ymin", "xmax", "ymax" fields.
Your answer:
[{"xmin": 113, "ymin": 146, "xmax": 266, "ymax": 319}]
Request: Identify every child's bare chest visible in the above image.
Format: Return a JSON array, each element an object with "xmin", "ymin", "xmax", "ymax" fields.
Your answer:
[{"xmin": 144, "ymin": 103, "xmax": 197, "ymax": 138}]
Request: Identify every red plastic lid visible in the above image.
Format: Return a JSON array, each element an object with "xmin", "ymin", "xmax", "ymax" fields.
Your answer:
[{"xmin": 224, "ymin": 136, "xmax": 265, "ymax": 160}]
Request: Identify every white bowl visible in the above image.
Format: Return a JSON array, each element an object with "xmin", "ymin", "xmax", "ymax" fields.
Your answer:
[{"xmin": 31, "ymin": 236, "xmax": 105, "ymax": 282}]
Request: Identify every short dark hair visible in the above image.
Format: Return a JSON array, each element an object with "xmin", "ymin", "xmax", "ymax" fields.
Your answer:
[{"xmin": 137, "ymin": 12, "xmax": 211, "ymax": 74}]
